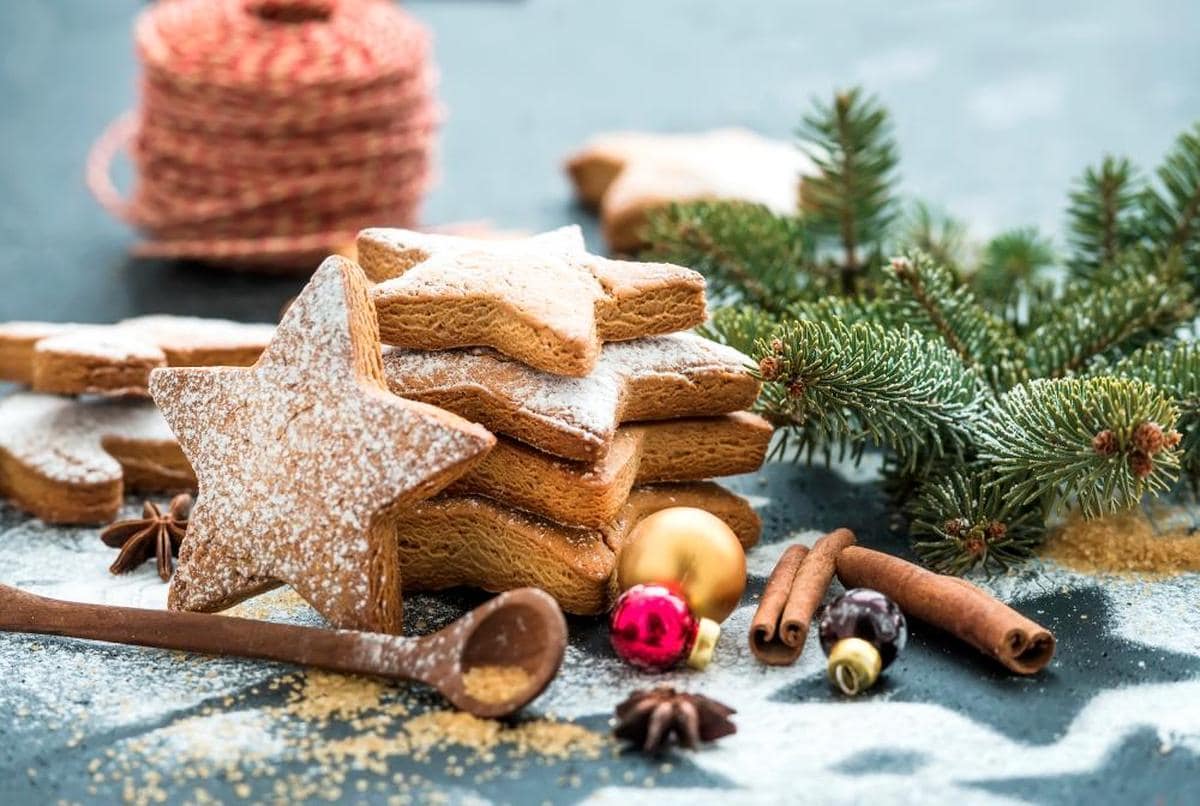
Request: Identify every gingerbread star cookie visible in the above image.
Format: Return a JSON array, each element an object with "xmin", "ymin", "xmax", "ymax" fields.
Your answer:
[
  {"xmin": 0, "ymin": 315, "xmax": 275, "ymax": 395},
  {"xmin": 452, "ymin": 412, "xmax": 773, "ymax": 528},
  {"xmin": 565, "ymin": 128, "xmax": 815, "ymax": 252},
  {"xmin": 383, "ymin": 332, "xmax": 760, "ymax": 462},
  {"xmin": 357, "ymin": 225, "xmax": 707, "ymax": 376},
  {"xmin": 0, "ymin": 392, "xmax": 194, "ymax": 524},
  {"xmin": 150, "ymin": 255, "xmax": 494, "ymax": 633}
]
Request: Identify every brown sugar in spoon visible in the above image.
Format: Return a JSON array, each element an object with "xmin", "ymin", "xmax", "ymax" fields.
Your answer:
[{"xmin": 0, "ymin": 584, "xmax": 567, "ymax": 719}]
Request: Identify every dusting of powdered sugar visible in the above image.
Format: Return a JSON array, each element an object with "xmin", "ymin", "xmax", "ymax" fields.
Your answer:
[
  {"xmin": 37, "ymin": 326, "xmax": 163, "ymax": 363},
  {"xmin": 2, "ymin": 459, "xmax": 1200, "ymax": 803},
  {"xmin": 573, "ymin": 128, "xmax": 816, "ymax": 217},
  {"xmin": 383, "ymin": 332, "xmax": 755, "ymax": 456},
  {"xmin": 0, "ymin": 393, "xmax": 177, "ymax": 485},
  {"xmin": 116, "ymin": 315, "xmax": 274, "ymax": 352},
  {"xmin": 363, "ymin": 225, "xmax": 702, "ymax": 361},
  {"xmin": 0, "ymin": 321, "xmax": 76, "ymax": 341},
  {"xmin": 148, "ymin": 257, "xmax": 492, "ymax": 628},
  {"xmin": 29, "ymin": 315, "xmax": 273, "ymax": 363},
  {"xmin": 364, "ymin": 227, "xmax": 603, "ymax": 332}
]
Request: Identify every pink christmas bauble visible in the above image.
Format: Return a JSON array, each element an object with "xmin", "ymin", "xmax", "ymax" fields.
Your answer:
[{"xmin": 609, "ymin": 583, "xmax": 719, "ymax": 672}]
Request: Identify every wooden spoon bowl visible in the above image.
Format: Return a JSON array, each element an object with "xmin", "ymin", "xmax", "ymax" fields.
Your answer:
[{"xmin": 437, "ymin": 588, "xmax": 569, "ymax": 717}]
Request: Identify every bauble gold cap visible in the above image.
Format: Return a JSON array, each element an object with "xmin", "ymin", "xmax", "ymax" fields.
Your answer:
[
  {"xmin": 686, "ymin": 617, "xmax": 721, "ymax": 670},
  {"xmin": 826, "ymin": 637, "xmax": 882, "ymax": 695}
]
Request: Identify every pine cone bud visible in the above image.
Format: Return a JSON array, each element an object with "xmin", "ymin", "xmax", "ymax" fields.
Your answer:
[
  {"xmin": 1128, "ymin": 450, "xmax": 1154, "ymax": 480},
  {"xmin": 985, "ymin": 521, "xmax": 1007, "ymax": 541},
  {"xmin": 943, "ymin": 517, "xmax": 969, "ymax": 537},
  {"xmin": 770, "ymin": 338, "xmax": 784, "ymax": 355},
  {"xmin": 1165, "ymin": 429, "xmax": 1183, "ymax": 450},
  {"xmin": 758, "ymin": 356, "xmax": 781, "ymax": 381},
  {"xmin": 1091, "ymin": 429, "xmax": 1118, "ymax": 456},
  {"xmin": 786, "ymin": 380, "xmax": 805, "ymax": 400},
  {"xmin": 964, "ymin": 536, "xmax": 985, "ymax": 557},
  {"xmin": 1132, "ymin": 421, "xmax": 1165, "ymax": 455}
]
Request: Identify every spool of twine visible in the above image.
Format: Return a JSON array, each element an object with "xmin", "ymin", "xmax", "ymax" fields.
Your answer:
[{"xmin": 87, "ymin": 0, "xmax": 439, "ymax": 270}]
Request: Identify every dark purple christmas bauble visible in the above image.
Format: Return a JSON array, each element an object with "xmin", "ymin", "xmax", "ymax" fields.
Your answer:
[{"xmin": 819, "ymin": 588, "xmax": 908, "ymax": 668}]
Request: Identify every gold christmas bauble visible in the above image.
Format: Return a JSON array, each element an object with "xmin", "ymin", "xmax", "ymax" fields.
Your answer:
[{"xmin": 617, "ymin": 507, "xmax": 746, "ymax": 623}]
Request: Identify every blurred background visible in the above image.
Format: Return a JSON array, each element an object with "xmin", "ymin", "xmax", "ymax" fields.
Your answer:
[{"xmin": 1, "ymin": 0, "xmax": 1198, "ymax": 322}]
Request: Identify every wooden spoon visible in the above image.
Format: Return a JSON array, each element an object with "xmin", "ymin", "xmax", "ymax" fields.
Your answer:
[{"xmin": 0, "ymin": 584, "xmax": 567, "ymax": 718}]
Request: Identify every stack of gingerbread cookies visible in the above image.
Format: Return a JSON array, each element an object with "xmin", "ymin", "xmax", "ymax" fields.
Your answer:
[
  {"xmin": 357, "ymin": 225, "xmax": 771, "ymax": 614},
  {"xmin": 0, "ymin": 232, "xmax": 768, "ymax": 632}
]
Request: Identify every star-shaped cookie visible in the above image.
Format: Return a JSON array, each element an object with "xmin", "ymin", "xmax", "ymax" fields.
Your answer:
[
  {"xmin": 383, "ymin": 332, "xmax": 760, "ymax": 462},
  {"xmin": 451, "ymin": 411, "xmax": 773, "ymax": 528},
  {"xmin": 357, "ymin": 225, "xmax": 707, "ymax": 377},
  {"xmin": 0, "ymin": 315, "xmax": 274, "ymax": 395},
  {"xmin": 149, "ymin": 256, "xmax": 495, "ymax": 633},
  {"xmin": 565, "ymin": 128, "xmax": 815, "ymax": 252},
  {"xmin": 0, "ymin": 392, "xmax": 194, "ymax": 524}
]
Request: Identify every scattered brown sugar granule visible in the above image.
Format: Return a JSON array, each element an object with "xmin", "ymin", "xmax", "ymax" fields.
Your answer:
[
  {"xmin": 461, "ymin": 665, "xmax": 532, "ymax": 704},
  {"xmin": 286, "ymin": 670, "xmax": 395, "ymax": 725},
  {"xmin": 404, "ymin": 711, "xmax": 606, "ymax": 761},
  {"xmin": 87, "ymin": 669, "xmax": 609, "ymax": 804},
  {"xmin": 1042, "ymin": 507, "xmax": 1200, "ymax": 575}
]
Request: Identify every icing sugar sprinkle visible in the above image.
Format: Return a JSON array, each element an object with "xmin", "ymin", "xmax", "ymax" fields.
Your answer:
[{"xmin": 0, "ymin": 393, "xmax": 176, "ymax": 485}]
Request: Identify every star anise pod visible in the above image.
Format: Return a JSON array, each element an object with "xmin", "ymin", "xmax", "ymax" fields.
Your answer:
[
  {"xmin": 100, "ymin": 494, "xmax": 192, "ymax": 581},
  {"xmin": 613, "ymin": 687, "xmax": 736, "ymax": 754}
]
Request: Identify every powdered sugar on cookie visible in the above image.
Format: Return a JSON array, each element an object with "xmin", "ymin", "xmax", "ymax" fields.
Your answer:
[
  {"xmin": 0, "ymin": 392, "xmax": 192, "ymax": 523},
  {"xmin": 0, "ymin": 393, "xmax": 175, "ymax": 485},
  {"xmin": 0, "ymin": 315, "xmax": 274, "ymax": 395}
]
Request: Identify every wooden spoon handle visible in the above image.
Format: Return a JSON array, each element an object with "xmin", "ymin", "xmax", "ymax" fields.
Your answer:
[{"xmin": 0, "ymin": 583, "xmax": 424, "ymax": 679}]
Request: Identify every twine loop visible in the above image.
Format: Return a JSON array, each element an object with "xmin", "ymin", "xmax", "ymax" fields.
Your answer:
[{"xmin": 87, "ymin": 0, "xmax": 439, "ymax": 269}]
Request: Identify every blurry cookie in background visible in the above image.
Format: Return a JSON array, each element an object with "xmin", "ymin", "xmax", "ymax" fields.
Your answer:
[{"xmin": 565, "ymin": 128, "xmax": 814, "ymax": 253}]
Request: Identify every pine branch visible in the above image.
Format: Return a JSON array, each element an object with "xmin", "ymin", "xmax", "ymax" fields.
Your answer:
[
  {"xmin": 884, "ymin": 252, "xmax": 1021, "ymax": 387},
  {"xmin": 798, "ymin": 87, "xmax": 900, "ymax": 294},
  {"xmin": 787, "ymin": 295, "xmax": 896, "ymax": 327},
  {"xmin": 1023, "ymin": 265, "xmax": 1193, "ymax": 379},
  {"xmin": 1141, "ymin": 122, "xmax": 1200, "ymax": 269},
  {"xmin": 977, "ymin": 377, "xmax": 1182, "ymax": 518},
  {"xmin": 641, "ymin": 201, "xmax": 816, "ymax": 313},
  {"xmin": 1094, "ymin": 340, "xmax": 1200, "ymax": 483},
  {"xmin": 1066, "ymin": 155, "xmax": 1142, "ymax": 278},
  {"xmin": 1002, "ymin": 275, "xmax": 1060, "ymax": 337},
  {"xmin": 907, "ymin": 467, "xmax": 1044, "ymax": 575},
  {"xmin": 703, "ymin": 295, "xmax": 900, "ymax": 355},
  {"xmin": 643, "ymin": 97, "xmax": 1200, "ymax": 578},
  {"xmin": 755, "ymin": 318, "xmax": 985, "ymax": 469},
  {"xmin": 971, "ymin": 227, "xmax": 1056, "ymax": 304},
  {"xmin": 699, "ymin": 305, "xmax": 783, "ymax": 356},
  {"xmin": 898, "ymin": 201, "xmax": 969, "ymax": 274},
  {"xmin": 1097, "ymin": 339, "xmax": 1200, "ymax": 399}
]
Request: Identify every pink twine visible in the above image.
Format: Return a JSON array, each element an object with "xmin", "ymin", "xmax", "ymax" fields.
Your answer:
[{"xmin": 87, "ymin": 0, "xmax": 439, "ymax": 269}]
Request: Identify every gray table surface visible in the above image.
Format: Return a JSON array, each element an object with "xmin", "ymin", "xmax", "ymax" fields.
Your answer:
[{"xmin": 1, "ymin": 2, "xmax": 1199, "ymax": 804}]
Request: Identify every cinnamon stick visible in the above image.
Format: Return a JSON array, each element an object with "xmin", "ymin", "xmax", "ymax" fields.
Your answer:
[
  {"xmin": 750, "ymin": 528, "xmax": 857, "ymax": 665},
  {"xmin": 749, "ymin": 544, "xmax": 808, "ymax": 664},
  {"xmin": 835, "ymin": 547, "xmax": 1055, "ymax": 674}
]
